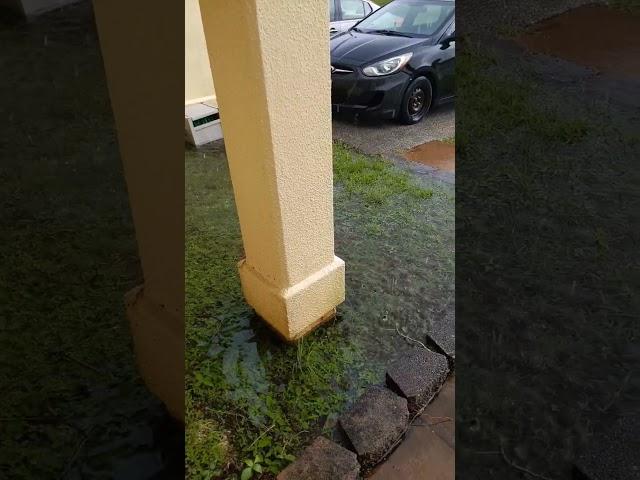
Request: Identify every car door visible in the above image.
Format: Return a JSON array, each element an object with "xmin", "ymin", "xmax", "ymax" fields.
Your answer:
[{"xmin": 331, "ymin": 0, "xmax": 371, "ymax": 36}]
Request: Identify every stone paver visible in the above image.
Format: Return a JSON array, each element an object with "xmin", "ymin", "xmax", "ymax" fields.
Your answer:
[
  {"xmin": 368, "ymin": 377, "xmax": 455, "ymax": 480},
  {"xmin": 386, "ymin": 348, "xmax": 449, "ymax": 415},
  {"xmin": 339, "ymin": 386, "xmax": 409, "ymax": 468},
  {"xmin": 277, "ymin": 436, "xmax": 360, "ymax": 480}
]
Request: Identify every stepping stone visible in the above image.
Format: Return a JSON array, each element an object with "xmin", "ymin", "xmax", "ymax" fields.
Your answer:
[
  {"xmin": 386, "ymin": 347, "xmax": 449, "ymax": 415},
  {"xmin": 573, "ymin": 415, "xmax": 640, "ymax": 480},
  {"xmin": 277, "ymin": 436, "xmax": 359, "ymax": 480},
  {"xmin": 338, "ymin": 385, "xmax": 409, "ymax": 468}
]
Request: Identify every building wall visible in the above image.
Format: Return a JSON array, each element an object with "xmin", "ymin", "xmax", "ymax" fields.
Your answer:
[{"xmin": 185, "ymin": 0, "xmax": 216, "ymax": 105}]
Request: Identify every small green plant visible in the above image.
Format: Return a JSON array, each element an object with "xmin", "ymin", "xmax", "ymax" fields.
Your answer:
[
  {"xmin": 241, "ymin": 455, "xmax": 264, "ymax": 480},
  {"xmin": 186, "ymin": 415, "xmax": 230, "ymax": 480}
]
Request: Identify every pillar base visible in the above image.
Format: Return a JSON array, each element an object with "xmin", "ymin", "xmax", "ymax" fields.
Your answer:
[
  {"xmin": 125, "ymin": 286, "xmax": 184, "ymax": 422},
  {"xmin": 238, "ymin": 256, "xmax": 346, "ymax": 342}
]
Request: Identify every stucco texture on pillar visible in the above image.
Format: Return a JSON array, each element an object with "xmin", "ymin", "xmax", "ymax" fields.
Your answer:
[{"xmin": 199, "ymin": 0, "xmax": 344, "ymax": 340}]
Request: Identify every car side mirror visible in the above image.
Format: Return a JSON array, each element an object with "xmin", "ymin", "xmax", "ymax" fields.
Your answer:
[{"xmin": 441, "ymin": 34, "xmax": 456, "ymax": 45}]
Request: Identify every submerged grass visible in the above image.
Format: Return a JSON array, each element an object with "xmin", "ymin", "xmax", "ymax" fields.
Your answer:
[{"xmin": 185, "ymin": 142, "xmax": 452, "ymax": 479}]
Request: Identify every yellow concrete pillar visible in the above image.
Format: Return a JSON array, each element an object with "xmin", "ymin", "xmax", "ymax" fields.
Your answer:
[
  {"xmin": 199, "ymin": 0, "xmax": 345, "ymax": 341},
  {"xmin": 185, "ymin": 0, "xmax": 216, "ymax": 105},
  {"xmin": 93, "ymin": 0, "xmax": 184, "ymax": 420}
]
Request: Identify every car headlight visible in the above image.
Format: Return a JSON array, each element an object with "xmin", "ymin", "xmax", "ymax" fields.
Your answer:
[{"xmin": 362, "ymin": 53, "xmax": 413, "ymax": 77}]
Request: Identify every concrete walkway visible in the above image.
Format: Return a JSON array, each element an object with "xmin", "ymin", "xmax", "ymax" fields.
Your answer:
[{"xmin": 368, "ymin": 376, "xmax": 455, "ymax": 480}]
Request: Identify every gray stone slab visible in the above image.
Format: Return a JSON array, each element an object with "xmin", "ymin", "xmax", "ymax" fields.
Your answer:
[
  {"xmin": 338, "ymin": 385, "xmax": 409, "ymax": 468},
  {"xmin": 277, "ymin": 436, "xmax": 359, "ymax": 480},
  {"xmin": 386, "ymin": 347, "xmax": 449, "ymax": 415},
  {"xmin": 573, "ymin": 415, "xmax": 640, "ymax": 480}
]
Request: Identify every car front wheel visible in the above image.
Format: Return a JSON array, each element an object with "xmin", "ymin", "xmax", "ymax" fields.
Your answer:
[{"xmin": 398, "ymin": 76, "xmax": 432, "ymax": 125}]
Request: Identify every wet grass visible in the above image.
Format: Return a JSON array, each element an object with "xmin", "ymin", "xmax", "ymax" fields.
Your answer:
[
  {"xmin": 185, "ymin": 142, "xmax": 454, "ymax": 479},
  {"xmin": 456, "ymin": 39, "xmax": 640, "ymax": 478},
  {"xmin": 0, "ymin": 4, "xmax": 180, "ymax": 479},
  {"xmin": 333, "ymin": 142, "xmax": 433, "ymax": 204}
]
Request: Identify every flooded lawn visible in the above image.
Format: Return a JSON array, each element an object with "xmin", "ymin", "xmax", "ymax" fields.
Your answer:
[
  {"xmin": 1, "ymin": 3, "xmax": 183, "ymax": 478},
  {"xmin": 516, "ymin": 4, "xmax": 640, "ymax": 79},
  {"xmin": 185, "ymin": 142, "xmax": 454, "ymax": 478},
  {"xmin": 403, "ymin": 140, "xmax": 455, "ymax": 172}
]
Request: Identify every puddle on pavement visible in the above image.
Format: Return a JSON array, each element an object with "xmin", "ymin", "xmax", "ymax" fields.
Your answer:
[
  {"xmin": 515, "ymin": 4, "xmax": 640, "ymax": 79},
  {"xmin": 403, "ymin": 140, "xmax": 455, "ymax": 172}
]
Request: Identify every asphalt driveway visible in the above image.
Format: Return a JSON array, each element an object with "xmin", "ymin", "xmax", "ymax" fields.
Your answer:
[{"xmin": 332, "ymin": 103, "xmax": 455, "ymax": 183}]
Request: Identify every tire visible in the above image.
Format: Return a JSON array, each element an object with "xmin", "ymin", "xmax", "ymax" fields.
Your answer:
[{"xmin": 398, "ymin": 76, "xmax": 433, "ymax": 125}]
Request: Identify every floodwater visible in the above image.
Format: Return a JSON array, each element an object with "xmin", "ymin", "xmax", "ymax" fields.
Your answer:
[
  {"xmin": 403, "ymin": 140, "xmax": 455, "ymax": 172},
  {"xmin": 516, "ymin": 4, "xmax": 640, "ymax": 79},
  {"xmin": 186, "ymin": 143, "xmax": 455, "ymax": 476}
]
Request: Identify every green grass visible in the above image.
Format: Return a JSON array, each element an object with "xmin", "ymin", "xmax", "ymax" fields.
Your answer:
[{"xmin": 333, "ymin": 142, "xmax": 433, "ymax": 204}]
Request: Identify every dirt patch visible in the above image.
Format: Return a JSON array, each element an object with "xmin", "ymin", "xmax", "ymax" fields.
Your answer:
[
  {"xmin": 403, "ymin": 140, "xmax": 455, "ymax": 172},
  {"xmin": 516, "ymin": 4, "xmax": 640, "ymax": 79}
]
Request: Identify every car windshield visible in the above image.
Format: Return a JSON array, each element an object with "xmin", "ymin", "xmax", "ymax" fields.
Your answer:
[{"xmin": 355, "ymin": 0, "xmax": 454, "ymax": 37}]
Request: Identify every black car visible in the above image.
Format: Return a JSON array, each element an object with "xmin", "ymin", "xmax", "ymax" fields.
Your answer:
[{"xmin": 330, "ymin": 0, "xmax": 455, "ymax": 124}]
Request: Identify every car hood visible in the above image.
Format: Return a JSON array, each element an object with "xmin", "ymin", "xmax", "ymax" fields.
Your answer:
[{"xmin": 330, "ymin": 31, "xmax": 428, "ymax": 66}]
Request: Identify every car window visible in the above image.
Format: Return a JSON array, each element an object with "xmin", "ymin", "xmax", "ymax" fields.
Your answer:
[
  {"xmin": 411, "ymin": 5, "xmax": 448, "ymax": 34},
  {"xmin": 329, "ymin": 0, "xmax": 336, "ymax": 21},
  {"xmin": 357, "ymin": 0, "xmax": 454, "ymax": 37},
  {"xmin": 363, "ymin": 2, "xmax": 373, "ymax": 15},
  {"xmin": 340, "ymin": 0, "xmax": 366, "ymax": 20},
  {"xmin": 363, "ymin": 4, "xmax": 410, "ymax": 29}
]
